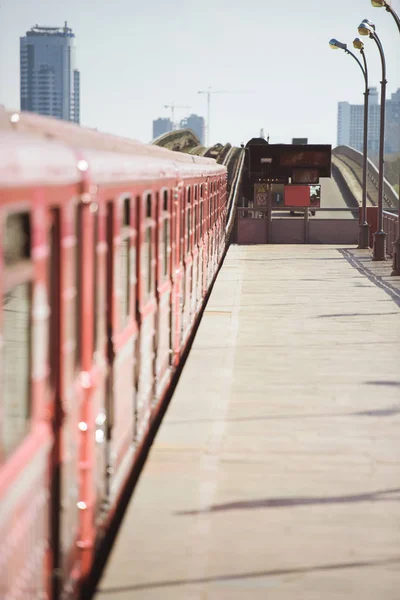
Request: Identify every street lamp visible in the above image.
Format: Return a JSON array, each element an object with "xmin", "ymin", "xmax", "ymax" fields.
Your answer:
[
  {"xmin": 329, "ymin": 38, "xmax": 370, "ymax": 248},
  {"xmin": 358, "ymin": 19, "xmax": 387, "ymax": 260},
  {"xmin": 371, "ymin": 0, "xmax": 400, "ymax": 274},
  {"xmin": 371, "ymin": 0, "xmax": 400, "ymax": 33}
]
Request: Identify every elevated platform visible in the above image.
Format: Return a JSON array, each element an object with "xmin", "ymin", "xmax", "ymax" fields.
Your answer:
[{"xmin": 96, "ymin": 245, "xmax": 400, "ymax": 600}]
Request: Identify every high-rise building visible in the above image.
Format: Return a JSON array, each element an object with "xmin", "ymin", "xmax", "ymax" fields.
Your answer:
[
  {"xmin": 152, "ymin": 118, "xmax": 173, "ymax": 139},
  {"xmin": 20, "ymin": 22, "xmax": 80, "ymax": 123},
  {"xmin": 386, "ymin": 89, "xmax": 400, "ymax": 154},
  {"xmin": 180, "ymin": 114, "xmax": 205, "ymax": 145},
  {"xmin": 337, "ymin": 87, "xmax": 400, "ymax": 154}
]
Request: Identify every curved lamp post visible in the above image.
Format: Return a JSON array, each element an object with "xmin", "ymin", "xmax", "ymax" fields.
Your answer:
[
  {"xmin": 372, "ymin": 0, "xmax": 400, "ymax": 274},
  {"xmin": 329, "ymin": 38, "xmax": 370, "ymax": 248},
  {"xmin": 371, "ymin": 0, "xmax": 400, "ymax": 33},
  {"xmin": 358, "ymin": 19, "xmax": 387, "ymax": 260}
]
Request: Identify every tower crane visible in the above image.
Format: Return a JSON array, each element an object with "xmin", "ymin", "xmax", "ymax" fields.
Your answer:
[
  {"xmin": 197, "ymin": 87, "xmax": 254, "ymax": 146},
  {"xmin": 164, "ymin": 103, "xmax": 191, "ymax": 129}
]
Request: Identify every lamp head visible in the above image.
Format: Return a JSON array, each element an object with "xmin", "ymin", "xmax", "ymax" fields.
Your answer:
[
  {"xmin": 353, "ymin": 38, "xmax": 365, "ymax": 50},
  {"xmin": 358, "ymin": 19, "xmax": 376, "ymax": 36},
  {"xmin": 329, "ymin": 38, "xmax": 347, "ymax": 50},
  {"xmin": 371, "ymin": 0, "xmax": 386, "ymax": 7}
]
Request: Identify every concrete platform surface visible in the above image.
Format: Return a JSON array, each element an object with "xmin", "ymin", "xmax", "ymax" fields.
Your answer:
[{"xmin": 96, "ymin": 245, "xmax": 400, "ymax": 600}]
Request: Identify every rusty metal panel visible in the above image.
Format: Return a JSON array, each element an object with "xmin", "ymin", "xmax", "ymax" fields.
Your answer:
[
  {"xmin": 237, "ymin": 218, "xmax": 267, "ymax": 244},
  {"xmin": 309, "ymin": 219, "xmax": 358, "ymax": 244},
  {"xmin": 270, "ymin": 219, "xmax": 304, "ymax": 244}
]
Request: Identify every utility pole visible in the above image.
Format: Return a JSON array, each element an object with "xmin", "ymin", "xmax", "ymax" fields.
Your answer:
[
  {"xmin": 197, "ymin": 87, "xmax": 254, "ymax": 146},
  {"xmin": 164, "ymin": 103, "xmax": 191, "ymax": 130}
]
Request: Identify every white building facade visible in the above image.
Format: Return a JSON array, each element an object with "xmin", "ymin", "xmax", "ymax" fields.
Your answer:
[{"xmin": 337, "ymin": 88, "xmax": 399, "ymax": 155}]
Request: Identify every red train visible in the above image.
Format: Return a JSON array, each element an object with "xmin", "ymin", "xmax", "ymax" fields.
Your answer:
[{"xmin": 0, "ymin": 110, "xmax": 228, "ymax": 599}]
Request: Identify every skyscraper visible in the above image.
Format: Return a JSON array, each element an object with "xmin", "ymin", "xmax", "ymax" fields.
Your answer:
[
  {"xmin": 336, "ymin": 88, "xmax": 400, "ymax": 155},
  {"xmin": 180, "ymin": 114, "xmax": 205, "ymax": 145},
  {"xmin": 152, "ymin": 117, "xmax": 173, "ymax": 139},
  {"xmin": 386, "ymin": 89, "xmax": 400, "ymax": 155},
  {"xmin": 20, "ymin": 22, "xmax": 80, "ymax": 123}
]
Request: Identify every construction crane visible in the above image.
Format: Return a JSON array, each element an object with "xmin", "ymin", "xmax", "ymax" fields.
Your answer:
[
  {"xmin": 164, "ymin": 103, "xmax": 191, "ymax": 130},
  {"xmin": 197, "ymin": 87, "xmax": 254, "ymax": 146}
]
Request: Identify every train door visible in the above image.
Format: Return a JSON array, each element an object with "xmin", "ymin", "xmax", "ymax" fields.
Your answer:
[
  {"xmin": 91, "ymin": 203, "xmax": 108, "ymax": 519},
  {"xmin": 191, "ymin": 185, "xmax": 199, "ymax": 318},
  {"xmin": 106, "ymin": 196, "xmax": 137, "ymax": 504},
  {"xmin": 170, "ymin": 183, "xmax": 183, "ymax": 365},
  {"xmin": 0, "ymin": 207, "xmax": 51, "ymax": 598},
  {"xmin": 48, "ymin": 208, "xmax": 63, "ymax": 599},
  {"xmin": 136, "ymin": 192, "xmax": 157, "ymax": 441},
  {"xmin": 182, "ymin": 186, "xmax": 193, "ymax": 344},
  {"xmin": 55, "ymin": 201, "xmax": 81, "ymax": 598},
  {"xmin": 197, "ymin": 186, "xmax": 205, "ymax": 309},
  {"xmin": 155, "ymin": 189, "xmax": 173, "ymax": 400}
]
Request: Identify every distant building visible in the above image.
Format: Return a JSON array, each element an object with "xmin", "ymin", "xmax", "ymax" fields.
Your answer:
[
  {"xmin": 180, "ymin": 114, "xmax": 205, "ymax": 145},
  {"xmin": 152, "ymin": 117, "xmax": 173, "ymax": 139},
  {"xmin": 337, "ymin": 87, "xmax": 400, "ymax": 154},
  {"xmin": 20, "ymin": 22, "xmax": 80, "ymax": 123},
  {"xmin": 386, "ymin": 89, "xmax": 400, "ymax": 154}
]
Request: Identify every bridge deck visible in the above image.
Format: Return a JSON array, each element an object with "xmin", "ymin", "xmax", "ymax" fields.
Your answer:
[{"xmin": 96, "ymin": 245, "xmax": 400, "ymax": 600}]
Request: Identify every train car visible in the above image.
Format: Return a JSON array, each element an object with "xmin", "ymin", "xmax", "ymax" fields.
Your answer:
[{"xmin": 0, "ymin": 110, "xmax": 227, "ymax": 599}]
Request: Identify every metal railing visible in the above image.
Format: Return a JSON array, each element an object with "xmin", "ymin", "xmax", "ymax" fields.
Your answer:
[
  {"xmin": 237, "ymin": 206, "xmax": 359, "ymax": 217},
  {"xmin": 383, "ymin": 210, "xmax": 399, "ymax": 257},
  {"xmin": 225, "ymin": 149, "xmax": 245, "ymax": 240},
  {"xmin": 333, "ymin": 145, "xmax": 399, "ymax": 210}
]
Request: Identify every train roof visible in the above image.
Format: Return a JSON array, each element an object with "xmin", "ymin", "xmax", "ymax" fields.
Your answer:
[{"xmin": 0, "ymin": 109, "xmax": 226, "ymax": 188}]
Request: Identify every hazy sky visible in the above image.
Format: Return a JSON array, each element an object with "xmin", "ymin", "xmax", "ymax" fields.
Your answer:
[{"xmin": 0, "ymin": 0, "xmax": 399, "ymax": 147}]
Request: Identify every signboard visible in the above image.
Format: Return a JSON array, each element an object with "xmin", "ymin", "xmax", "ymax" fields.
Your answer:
[
  {"xmin": 247, "ymin": 143, "xmax": 331, "ymax": 180},
  {"xmin": 292, "ymin": 138, "xmax": 308, "ymax": 145},
  {"xmin": 279, "ymin": 150, "xmax": 330, "ymax": 168},
  {"xmin": 254, "ymin": 183, "xmax": 268, "ymax": 207}
]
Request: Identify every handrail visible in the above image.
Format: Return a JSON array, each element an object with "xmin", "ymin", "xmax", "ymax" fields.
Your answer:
[{"xmin": 225, "ymin": 148, "xmax": 245, "ymax": 240}]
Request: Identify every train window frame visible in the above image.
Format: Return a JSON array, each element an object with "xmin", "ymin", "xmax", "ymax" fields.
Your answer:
[
  {"xmin": 1, "ymin": 208, "xmax": 33, "ymax": 461},
  {"xmin": 193, "ymin": 185, "xmax": 198, "ymax": 247},
  {"xmin": 199, "ymin": 185, "xmax": 204, "ymax": 240},
  {"xmin": 186, "ymin": 186, "xmax": 191, "ymax": 256},
  {"xmin": 141, "ymin": 192, "xmax": 154, "ymax": 303},
  {"xmin": 161, "ymin": 188, "xmax": 170, "ymax": 279},
  {"xmin": 75, "ymin": 203, "xmax": 83, "ymax": 367},
  {"xmin": 92, "ymin": 204, "xmax": 101, "ymax": 350},
  {"xmin": 209, "ymin": 182, "xmax": 213, "ymax": 229},
  {"xmin": 119, "ymin": 196, "xmax": 132, "ymax": 330},
  {"xmin": 179, "ymin": 188, "xmax": 185, "ymax": 264}
]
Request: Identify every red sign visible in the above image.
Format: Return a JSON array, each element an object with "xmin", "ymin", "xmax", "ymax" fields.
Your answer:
[{"xmin": 284, "ymin": 185, "xmax": 321, "ymax": 208}]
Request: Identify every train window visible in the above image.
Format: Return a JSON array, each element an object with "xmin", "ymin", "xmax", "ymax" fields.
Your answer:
[
  {"xmin": 75, "ymin": 205, "xmax": 83, "ymax": 367},
  {"xmin": 209, "ymin": 183, "xmax": 213, "ymax": 228},
  {"xmin": 193, "ymin": 203, "xmax": 197, "ymax": 246},
  {"xmin": 147, "ymin": 195, "xmax": 152, "ymax": 294},
  {"xmin": 142, "ymin": 194, "xmax": 153, "ymax": 298},
  {"xmin": 3, "ymin": 212, "xmax": 30, "ymax": 264},
  {"xmin": 120, "ymin": 197, "xmax": 131, "ymax": 328},
  {"xmin": 186, "ymin": 187, "xmax": 191, "ymax": 254},
  {"xmin": 93, "ymin": 207, "xmax": 100, "ymax": 349},
  {"xmin": 49, "ymin": 209, "xmax": 60, "ymax": 394},
  {"xmin": 106, "ymin": 201, "xmax": 114, "ymax": 346},
  {"xmin": 1, "ymin": 212, "xmax": 32, "ymax": 459},
  {"xmin": 179, "ymin": 190, "xmax": 185, "ymax": 263},
  {"xmin": 199, "ymin": 185, "xmax": 204, "ymax": 239},
  {"xmin": 163, "ymin": 190, "xmax": 169, "ymax": 277}
]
